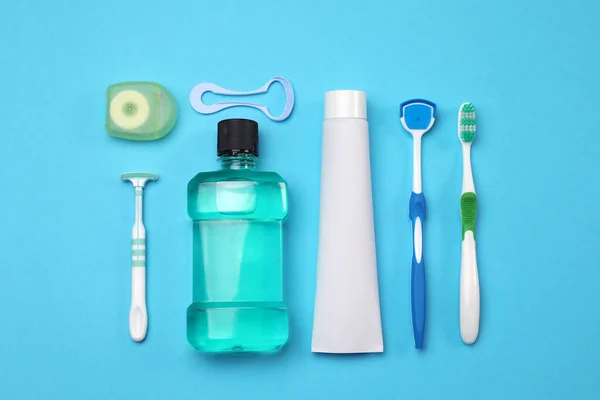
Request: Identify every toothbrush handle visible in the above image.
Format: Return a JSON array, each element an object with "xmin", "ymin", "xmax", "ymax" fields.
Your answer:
[
  {"xmin": 409, "ymin": 192, "xmax": 426, "ymax": 349},
  {"xmin": 460, "ymin": 192, "xmax": 479, "ymax": 344},
  {"xmin": 130, "ymin": 238, "xmax": 148, "ymax": 342}
]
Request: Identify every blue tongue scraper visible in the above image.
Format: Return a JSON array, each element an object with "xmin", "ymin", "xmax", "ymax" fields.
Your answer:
[{"xmin": 400, "ymin": 99, "xmax": 437, "ymax": 350}]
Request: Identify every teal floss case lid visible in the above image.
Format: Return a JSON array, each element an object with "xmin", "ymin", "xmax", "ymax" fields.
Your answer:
[{"xmin": 105, "ymin": 81, "xmax": 177, "ymax": 141}]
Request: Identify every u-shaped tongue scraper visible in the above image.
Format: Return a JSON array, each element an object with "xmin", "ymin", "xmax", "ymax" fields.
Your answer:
[{"xmin": 189, "ymin": 76, "xmax": 294, "ymax": 121}]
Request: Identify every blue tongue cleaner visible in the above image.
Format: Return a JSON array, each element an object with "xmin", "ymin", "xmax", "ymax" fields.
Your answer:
[{"xmin": 400, "ymin": 99, "xmax": 437, "ymax": 133}]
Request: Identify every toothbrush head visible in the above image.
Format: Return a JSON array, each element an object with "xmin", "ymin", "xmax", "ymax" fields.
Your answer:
[
  {"xmin": 121, "ymin": 172, "xmax": 158, "ymax": 188},
  {"xmin": 458, "ymin": 102, "xmax": 476, "ymax": 143}
]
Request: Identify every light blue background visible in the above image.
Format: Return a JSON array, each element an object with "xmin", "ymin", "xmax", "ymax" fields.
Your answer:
[{"xmin": 1, "ymin": 0, "xmax": 599, "ymax": 399}]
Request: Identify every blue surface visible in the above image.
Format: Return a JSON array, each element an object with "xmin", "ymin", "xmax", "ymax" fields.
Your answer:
[{"xmin": 1, "ymin": 0, "xmax": 600, "ymax": 399}]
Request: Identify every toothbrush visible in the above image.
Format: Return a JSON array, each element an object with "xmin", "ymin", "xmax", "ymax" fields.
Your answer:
[
  {"xmin": 458, "ymin": 103, "xmax": 480, "ymax": 344},
  {"xmin": 121, "ymin": 172, "xmax": 158, "ymax": 342},
  {"xmin": 400, "ymin": 99, "xmax": 436, "ymax": 350}
]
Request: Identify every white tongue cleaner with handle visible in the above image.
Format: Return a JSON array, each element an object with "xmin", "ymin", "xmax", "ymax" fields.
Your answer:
[{"xmin": 121, "ymin": 172, "xmax": 158, "ymax": 342}]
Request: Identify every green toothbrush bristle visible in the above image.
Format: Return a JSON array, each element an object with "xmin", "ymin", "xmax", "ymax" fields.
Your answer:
[{"xmin": 459, "ymin": 103, "xmax": 476, "ymax": 143}]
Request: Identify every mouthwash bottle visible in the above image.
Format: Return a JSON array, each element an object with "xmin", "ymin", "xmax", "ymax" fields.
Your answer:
[{"xmin": 186, "ymin": 119, "xmax": 289, "ymax": 353}]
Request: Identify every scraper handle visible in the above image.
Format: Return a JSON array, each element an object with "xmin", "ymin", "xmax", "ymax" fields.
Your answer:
[
  {"xmin": 130, "ymin": 238, "xmax": 147, "ymax": 342},
  {"xmin": 409, "ymin": 192, "xmax": 426, "ymax": 350}
]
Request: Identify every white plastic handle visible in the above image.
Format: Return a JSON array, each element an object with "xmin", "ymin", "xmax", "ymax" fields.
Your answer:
[
  {"xmin": 460, "ymin": 231, "xmax": 479, "ymax": 344},
  {"xmin": 130, "ymin": 267, "xmax": 147, "ymax": 342}
]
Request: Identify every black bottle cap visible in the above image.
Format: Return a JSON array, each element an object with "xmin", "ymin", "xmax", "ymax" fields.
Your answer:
[{"xmin": 217, "ymin": 119, "xmax": 259, "ymax": 156}]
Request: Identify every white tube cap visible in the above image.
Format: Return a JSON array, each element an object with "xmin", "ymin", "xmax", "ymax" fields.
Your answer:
[{"xmin": 324, "ymin": 90, "xmax": 367, "ymax": 120}]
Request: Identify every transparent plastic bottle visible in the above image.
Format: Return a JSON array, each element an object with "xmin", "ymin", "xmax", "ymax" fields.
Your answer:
[{"xmin": 186, "ymin": 119, "xmax": 289, "ymax": 353}]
